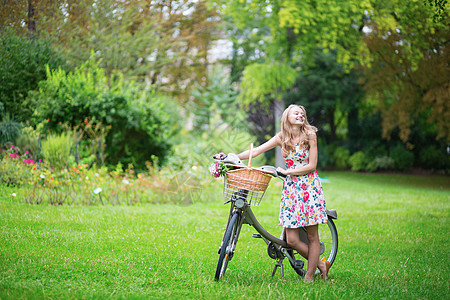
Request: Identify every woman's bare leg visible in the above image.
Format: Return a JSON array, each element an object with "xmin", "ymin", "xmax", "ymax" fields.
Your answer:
[
  {"xmin": 286, "ymin": 226, "xmax": 328, "ymax": 281},
  {"xmin": 285, "ymin": 228, "xmax": 309, "ymax": 258},
  {"xmin": 304, "ymin": 225, "xmax": 320, "ymax": 281}
]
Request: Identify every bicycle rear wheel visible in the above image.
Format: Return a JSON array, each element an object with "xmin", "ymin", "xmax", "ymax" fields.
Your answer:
[
  {"xmin": 319, "ymin": 218, "xmax": 338, "ymax": 266},
  {"xmin": 215, "ymin": 212, "xmax": 241, "ymax": 281}
]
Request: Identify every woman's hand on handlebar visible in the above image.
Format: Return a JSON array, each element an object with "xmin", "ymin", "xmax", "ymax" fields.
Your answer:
[{"xmin": 276, "ymin": 167, "xmax": 288, "ymax": 177}]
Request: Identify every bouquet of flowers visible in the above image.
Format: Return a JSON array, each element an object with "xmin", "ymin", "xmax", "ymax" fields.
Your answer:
[{"xmin": 209, "ymin": 160, "xmax": 229, "ymax": 178}]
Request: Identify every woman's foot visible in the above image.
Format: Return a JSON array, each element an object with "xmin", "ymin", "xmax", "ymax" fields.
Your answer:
[
  {"xmin": 304, "ymin": 276, "xmax": 314, "ymax": 283},
  {"xmin": 318, "ymin": 260, "xmax": 331, "ymax": 280}
]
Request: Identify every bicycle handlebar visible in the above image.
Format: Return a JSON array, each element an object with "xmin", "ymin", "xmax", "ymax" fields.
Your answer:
[{"xmin": 213, "ymin": 153, "xmax": 287, "ymax": 179}]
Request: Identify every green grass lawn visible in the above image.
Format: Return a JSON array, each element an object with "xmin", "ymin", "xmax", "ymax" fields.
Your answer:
[{"xmin": 0, "ymin": 172, "xmax": 449, "ymax": 299}]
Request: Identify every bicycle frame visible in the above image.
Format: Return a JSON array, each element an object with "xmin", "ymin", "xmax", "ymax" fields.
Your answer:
[
  {"xmin": 222, "ymin": 195, "xmax": 298, "ymax": 278},
  {"xmin": 221, "ymin": 190, "xmax": 337, "ymax": 279},
  {"xmin": 215, "ymin": 156, "xmax": 338, "ymax": 280}
]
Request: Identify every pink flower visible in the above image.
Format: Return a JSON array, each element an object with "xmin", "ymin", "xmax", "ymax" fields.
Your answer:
[
  {"xmin": 30, "ymin": 160, "xmax": 35, "ymax": 164},
  {"xmin": 25, "ymin": 150, "xmax": 29, "ymax": 154},
  {"xmin": 39, "ymin": 159, "xmax": 42, "ymax": 162},
  {"xmin": 11, "ymin": 145, "xmax": 14, "ymax": 148},
  {"xmin": 9, "ymin": 154, "xmax": 14, "ymax": 158}
]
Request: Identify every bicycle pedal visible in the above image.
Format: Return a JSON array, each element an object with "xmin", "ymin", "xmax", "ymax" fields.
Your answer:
[
  {"xmin": 252, "ymin": 233, "xmax": 262, "ymax": 238},
  {"xmin": 294, "ymin": 260, "xmax": 305, "ymax": 269}
]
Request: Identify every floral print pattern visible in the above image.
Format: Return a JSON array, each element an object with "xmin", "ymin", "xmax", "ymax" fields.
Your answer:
[{"xmin": 279, "ymin": 144, "xmax": 327, "ymax": 228}]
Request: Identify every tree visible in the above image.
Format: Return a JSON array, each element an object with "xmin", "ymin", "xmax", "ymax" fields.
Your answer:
[
  {"xmin": 190, "ymin": 67, "xmax": 246, "ymax": 132},
  {"xmin": 283, "ymin": 50, "xmax": 363, "ymax": 144},
  {"xmin": 1, "ymin": 0, "xmax": 222, "ymax": 102},
  {"xmin": 0, "ymin": 29, "xmax": 66, "ymax": 121},
  {"xmin": 239, "ymin": 61, "xmax": 297, "ymax": 166},
  {"xmin": 363, "ymin": 5, "xmax": 449, "ymax": 143},
  {"xmin": 217, "ymin": 0, "xmax": 449, "ymax": 143},
  {"xmin": 215, "ymin": 0, "xmax": 300, "ymax": 166}
]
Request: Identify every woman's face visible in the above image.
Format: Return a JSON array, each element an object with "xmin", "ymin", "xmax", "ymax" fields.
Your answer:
[{"xmin": 287, "ymin": 107, "xmax": 305, "ymax": 126}]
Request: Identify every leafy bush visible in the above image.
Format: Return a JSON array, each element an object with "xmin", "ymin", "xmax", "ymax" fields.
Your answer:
[
  {"xmin": 317, "ymin": 139, "xmax": 335, "ymax": 169},
  {"xmin": 73, "ymin": 120, "xmax": 110, "ymax": 167},
  {"xmin": 390, "ymin": 144, "xmax": 414, "ymax": 171},
  {"xmin": 0, "ymin": 29, "xmax": 66, "ymax": 121},
  {"xmin": 41, "ymin": 133, "xmax": 75, "ymax": 170},
  {"xmin": 29, "ymin": 57, "xmax": 179, "ymax": 169},
  {"xmin": 333, "ymin": 146, "xmax": 350, "ymax": 169},
  {"xmin": 367, "ymin": 156, "xmax": 395, "ymax": 172},
  {"xmin": 349, "ymin": 151, "xmax": 367, "ymax": 171},
  {"xmin": 15, "ymin": 125, "xmax": 43, "ymax": 160},
  {"xmin": 0, "ymin": 115, "xmax": 22, "ymax": 147},
  {"xmin": 418, "ymin": 145, "xmax": 448, "ymax": 170}
]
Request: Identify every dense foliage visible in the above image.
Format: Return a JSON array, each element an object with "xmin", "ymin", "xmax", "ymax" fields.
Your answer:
[
  {"xmin": 29, "ymin": 58, "xmax": 179, "ymax": 169},
  {"xmin": 0, "ymin": 0, "xmax": 448, "ymax": 194},
  {"xmin": 0, "ymin": 29, "xmax": 66, "ymax": 121}
]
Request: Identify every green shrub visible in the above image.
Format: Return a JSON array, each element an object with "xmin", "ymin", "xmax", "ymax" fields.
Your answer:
[
  {"xmin": 0, "ymin": 115, "xmax": 22, "ymax": 147},
  {"xmin": 317, "ymin": 140, "xmax": 335, "ymax": 169},
  {"xmin": 349, "ymin": 151, "xmax": 367, "ymax": 171},
  {"xmin": 367, "ymin": 156, "xmax": 395, "ymax": 172},
  {"xmin": 15, "ymin": 125, "xmax": 43, "ymax": 159},
  {"xmin": 41, "ymin": 133, "xmax": 75, "ymax": 170},
  {"xmin": 418, "ymin": 145, "xmax": 448, "ymax": 170},
  {"xmin": 374, "ymin": 156, "xmax": 395, "ymax": 170},
  {"xmin": 0, "ymin": 29, "xmax": 66, "ymax": 121},
  {"xmin": 333, "ymin": 146, "xmax": 350, "ymax": 169},
  {"xmin": 30, "ymin": 57, "xmax": 179, "ymax": 169},
  {"xmin": 390, "ymin": 144, "xmax": 414, "ymax": 171}
]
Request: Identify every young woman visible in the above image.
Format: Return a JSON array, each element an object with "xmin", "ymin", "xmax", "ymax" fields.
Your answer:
[{"xmin": 237, "ymin": 104, "xmax": 330, "ymax": 282}]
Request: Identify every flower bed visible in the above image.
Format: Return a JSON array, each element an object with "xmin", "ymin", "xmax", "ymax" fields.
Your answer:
[{"xmin": 1, "ymin": 145, "xmax": 219, "ymax": 205}]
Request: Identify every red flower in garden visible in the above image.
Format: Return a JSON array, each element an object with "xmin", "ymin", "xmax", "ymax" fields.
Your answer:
[{"xmin": 286, "ymin": 159, "xmax": 294, "ymax": 167}]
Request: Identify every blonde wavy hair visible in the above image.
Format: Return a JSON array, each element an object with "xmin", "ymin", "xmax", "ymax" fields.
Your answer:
[{"xmin": 279, "ymin": 105, "xmax": 317, "ymax": 156}]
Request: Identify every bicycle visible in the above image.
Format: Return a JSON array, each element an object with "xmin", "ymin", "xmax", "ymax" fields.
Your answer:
[{"xmin": 214, "ymin": 150, "xmax": 338, "ymax": 281}]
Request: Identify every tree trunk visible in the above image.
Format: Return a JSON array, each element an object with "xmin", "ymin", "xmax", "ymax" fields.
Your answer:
[
  {"xmin": 273, "ymin": 97, "xmax": 284, "ymax": 167},
  {"xmin": 27, "ymin": 0, "xmax": 36, "ymax": 33}
]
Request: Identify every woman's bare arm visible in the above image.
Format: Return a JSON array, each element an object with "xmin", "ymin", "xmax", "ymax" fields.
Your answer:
[{"xmin": 238, "ymin": 134, "xmax": 281, "ymax": 160}]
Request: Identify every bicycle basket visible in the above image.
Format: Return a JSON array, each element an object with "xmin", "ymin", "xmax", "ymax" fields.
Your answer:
[{"xmin": 223, "ymin": 167, "xmax": 271, "ymax": 206}]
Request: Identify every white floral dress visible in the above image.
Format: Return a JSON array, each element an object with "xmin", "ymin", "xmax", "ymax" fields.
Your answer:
[{"xmin": 279, "ymin": 144, "xmax": 327, "ymax": 228}]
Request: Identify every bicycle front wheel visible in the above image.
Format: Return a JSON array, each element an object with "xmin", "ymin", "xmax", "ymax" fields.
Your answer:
[{"xmin": 215, "ymin": 212, "xmax": 241, "ymax": 281}]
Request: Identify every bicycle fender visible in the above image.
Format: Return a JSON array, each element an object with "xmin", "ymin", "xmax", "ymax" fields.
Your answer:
[{"xmin": 326, "ymin": 209, "xmax": 337, "ymax": 219}]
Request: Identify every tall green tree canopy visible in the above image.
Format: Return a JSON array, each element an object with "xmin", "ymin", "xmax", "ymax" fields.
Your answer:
[
  {"xmin": 215, "ymin": 0, "xmax": 449, "ymax": 142},
  {"xmin": 1, "ymin": 0, "xmax": 221, "ymax": 102}
]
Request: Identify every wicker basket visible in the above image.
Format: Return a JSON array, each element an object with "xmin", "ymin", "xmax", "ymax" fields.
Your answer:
[
  {"xmin": 226, "ymin": 168, "xmax": 271, "ymax": 192},
  {"xmin": 222, "ymin": 143, "xmax": 272, "ymax": 206}
]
